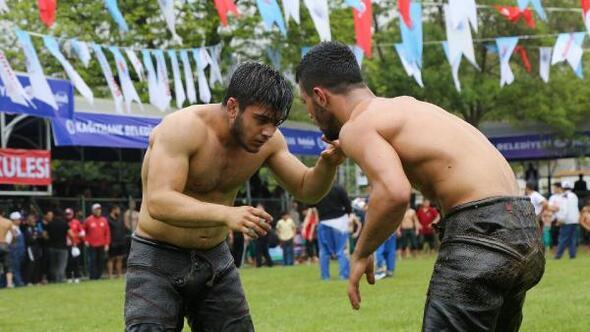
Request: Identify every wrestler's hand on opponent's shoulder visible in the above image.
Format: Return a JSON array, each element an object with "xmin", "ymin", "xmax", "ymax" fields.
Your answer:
[
  {"xmin": 222, "ymin": 205, "xmax": 272, "ymax": 240},
  {"xmin": 319, "ymin": 136, "xmax": 346, "ymax": 167},
  {"xmin": 348, "ymin": 253, "xmax": 375, "ymax": 311}
]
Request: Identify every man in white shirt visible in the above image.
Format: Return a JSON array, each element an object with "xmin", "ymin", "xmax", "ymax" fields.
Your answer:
[
  {"xmin": 555, "ymin": 181, "xmax": 580, "ymax": 259},
  {"xmin": 525, "ymin": 182, "xmax": 547, "ymax": 217}
]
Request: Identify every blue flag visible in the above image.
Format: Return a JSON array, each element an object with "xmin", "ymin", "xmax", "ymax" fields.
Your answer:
[
  {"xmin": 257, "ymin": 0, "xmax": 287, "ymax": 36},
  {"xmin": 104, "ymin": 0, "xmax": 129, "ymax": 32},
  {"xmin": 400, "ymin": 3, "xmax": 422, "ymax": 67},
  {"xmin": 517, "ymin": 0, "xmax": 546, "ymax": 21},
  {"xmin": 345, "ymin": 0, "xmax": 363, "ymax": 11}
]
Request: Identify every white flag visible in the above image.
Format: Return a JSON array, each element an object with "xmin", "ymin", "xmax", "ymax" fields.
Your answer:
[
  {"xmin": 444, "ymin": 5, "xmax": 479, "ymax": 71},
  {"xmin": 303, "ymin": 0, "xmax": 331, "ymax": 41},
  {"xmin": 153, "ymin": 50, "xmax": 172, "ymax": 110},
  {"xmin": 110, "ymin": 47, "xmax": 142, "ymax": 112},
  {"xmin": 168, "ymin": 50, "xmax": 186, "ymax": 109},
  {"xmin": 551, "ymin": 32, "xmax": 586, "ymax": 78},
  {"xmin": 125, "ymin": 49, "xmax": 145, "ymax": 81},
  {"xmin": 496, "ymin": 37, "xmax": 519, "ymax": 87},
  {"xmin": 142, "ymin": 50, "xmax": 168, "ymax": 111},
  {"xmin": 0, "ymin": 0, "xmax": 9, "ymax": 13},
  {"xmin": 43, "ymin": 36, "xmax": 94, "ymax": 104},
  {"xmin": 442, "ymin": 41, "xmax": 462, "ymax": 92},
  {"xmin": 281, "ymin": 0, "xmax": 300, "ymax": 24},
  {"xmin": 192, "ymin": 48, "xmax": 211, "ymax": 104},
  {"xmin": 208, "ymin": 45, "xmax": 223, "ymax": 86},
  {"xmin": 449, "ymin": 0, "xmax": 477, "ymax": 33},
  {"xmin": 70, "ymin": 39, "xmax": 91, "ymax": 68},
  {"xmin": 539, "ymin": 47, "xmax": 551, "ymax": 83},
  {"xmin": 0, "ymin": 51, "xmax": 33, "ymax": 106},
  {"xmin": 14, "ymin": 29, "xmax": 58, "ymax": 110},
  {"xmin": 158, "ymin": 0, "xmax": 182, "ymax": 43},
  {"xmin": 91, "ymin": 43, "xmax": 124, "ymax": 114},
  {"xmin": 180, "ymin": 50, "xmax": 197, "ymax": 104}
]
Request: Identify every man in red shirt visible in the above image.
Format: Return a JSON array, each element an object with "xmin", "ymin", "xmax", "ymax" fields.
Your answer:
[
  {"xmin": 65, "ymin": 208, "xmax": 84, "ymax": 283},
  {"xmin": 84, "ymin": 204, "xmax": 110, "ymax": 280},
  {"xmin": 416, "ymin": 199, "xmax": 440, "ymax": 253}
]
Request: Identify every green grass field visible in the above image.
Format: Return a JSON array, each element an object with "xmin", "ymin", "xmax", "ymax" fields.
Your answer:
[{"xmin": 1, "ymin": 253, "xmax": 589, "ymax": 332}]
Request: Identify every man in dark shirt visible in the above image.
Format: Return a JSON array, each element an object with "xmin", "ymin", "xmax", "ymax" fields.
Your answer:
[
  {"xmin": 315, "ymin": 184, "xmax": 352, "ymax": 280},
  {"xmin": 45, "ymin": 210, "xmax": 69, "ymax": 283},
  {"xmin": 107, "ymin": 205, "xmax": 128, "ymax": 279}
]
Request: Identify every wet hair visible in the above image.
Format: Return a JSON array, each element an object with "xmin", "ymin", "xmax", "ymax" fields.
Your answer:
[
  {"xmin": 296, "ymin": 41, "xmax": 364, "ymax": 95},
  {"xmin": 223, "ymin": 62, "xmax": 293, "ymax": 126}
]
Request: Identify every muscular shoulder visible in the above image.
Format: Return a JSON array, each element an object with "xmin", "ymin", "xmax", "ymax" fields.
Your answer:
[
  {"xmin": 149, "ymin": 109, "xmax": 208, "ymax": 153},
  {"xmin": 340, "ymin": 97, "xmax": 411, "ymax": 142},
  {"xmin": 265, "ymin": 128, "xmax": 289, "ymax": 155}
]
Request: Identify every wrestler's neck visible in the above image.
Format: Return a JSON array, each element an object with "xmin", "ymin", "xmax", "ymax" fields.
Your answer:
[{"xmin": 331, "ymin": 87, "xmax": 376, "ymax": 124}]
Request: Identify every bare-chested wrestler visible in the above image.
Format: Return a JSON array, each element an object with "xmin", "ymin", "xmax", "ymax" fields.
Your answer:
[
  {"xmin": 125, "ymin": 63, "xmax": 345, "ymax": 332},
  {"xmin": 296, "ymin": 42, "xmax": 545, "ymax": 332},
  {"xmin": 398, "ymin": 207, "xmax": 421, "ymax": 258},
  {"xmin": 0, "ymin": 215, "xmax": 14, "ymax": 288}
]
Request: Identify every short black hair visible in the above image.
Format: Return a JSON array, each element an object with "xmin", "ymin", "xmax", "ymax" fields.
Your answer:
[
  {"xmin": 296, "ymin": 41, "xmax": 364, "ymax": 95},
  {"xmin": 525, "ymin": 182, "xmax": 536, "ymax": 190},
  {"xmin": 223, "ymin": 62, "xmax": 293, "ymax": 126}
]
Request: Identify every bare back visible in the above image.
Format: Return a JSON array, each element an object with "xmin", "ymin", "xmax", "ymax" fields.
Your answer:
[
  {"xmin": 344, "ymin": 97, "xmax": 518, "ymax": 213},
  {"xmin": 0, "ymin": 217, "xmax": 11, "ymax": 244},
  {"xmin": 137, "ymin": 106, "xmax": 276, "ymax": 248}
]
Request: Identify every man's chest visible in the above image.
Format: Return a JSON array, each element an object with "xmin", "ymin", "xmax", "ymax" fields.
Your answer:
[{"xmin": 185, "ymin": 148, "xmax": 268, "ymax": 193}]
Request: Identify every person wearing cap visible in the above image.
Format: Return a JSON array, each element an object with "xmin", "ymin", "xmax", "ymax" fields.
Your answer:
[
  {"xmin": 65, "ymin": 208, "xmax": 84, "ymax": 283},
  {"xmin": 6, "ymin": 212, "xmax": 26, "ymax": 287},
  {"xmin": 555, "ymin": 181, "xmax": 580, "ymax": 260},
  {"xmin": 84, "ymin": 204, "xmax": 111, "ymax": 280}
]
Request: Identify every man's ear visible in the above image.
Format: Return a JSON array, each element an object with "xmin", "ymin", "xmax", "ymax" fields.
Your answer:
[
  {"xmin": 226, "ymin": 97, "xmax": 239, "ymax": 120},
  {"xmin": 312, "ymin": 87, "xmax": 328, "ymax": 107}
]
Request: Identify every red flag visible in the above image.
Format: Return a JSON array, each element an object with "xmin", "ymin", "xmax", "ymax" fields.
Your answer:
[
  {"xmin": 398, "ymin": 0, "xmax": 411, "ymax": 28},
  {"xmin": 495, "ymin": 6, "xmax": 535, "ymax": 28},
  {"xmin": 515, "ymin": 46, "xmax": 532, "ymax": 72},
  {"xmin": 583, "ymin": 0, "xmax": 590, "ymax": 15},
  {"xmin": 354, "ymin": 0, "xmax": 372, "ymax": 58},
  {"xmin": 37, "ymin": 0, "xmax": 57, "ymax": 28},
  {"xmin": 214, "ymin": 0, "xmax": 240, "ymax": 27},
  {"xmin": 521, "ymin": 9, "xmax": 536, "ymax": 28}
]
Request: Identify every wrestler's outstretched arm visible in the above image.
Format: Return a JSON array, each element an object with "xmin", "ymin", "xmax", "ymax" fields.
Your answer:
[
  {"xmin": 265, "ymin": 130, "xmax": 345, "ymax": 204},
  {"xmin": 145, "ymin": 115, "xmax": 271, "ymax": 237},
  {"xmin": 339, "ymin": 124, "xmax": 411, "ymax": 310}
]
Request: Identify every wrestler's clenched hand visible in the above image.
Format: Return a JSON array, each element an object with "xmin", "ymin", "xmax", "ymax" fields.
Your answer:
[{"xmin": 225, "ymin": 206, "xmax": 272, "ymax": 239}]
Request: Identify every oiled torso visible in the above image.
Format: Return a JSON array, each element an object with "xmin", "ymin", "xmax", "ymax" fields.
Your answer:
[
  {"xmin": 137, "ymin": 108, "xmax": 273, "ymax": 249},
  {"xmin": 349, "ymin": 97, "xmax": 519, "ymax": 213}
]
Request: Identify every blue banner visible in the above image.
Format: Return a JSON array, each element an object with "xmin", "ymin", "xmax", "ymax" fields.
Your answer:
[
  {"xmin": 52, "ymin": 111, "xmax": 326, "ymax": 155},
  {"xmin": 281, "ymin": 127, "xmax": 326, "ymax": 156},
  {"xmin": 0, "ymin": 74, "xmax": 73, "ymax": 119},
  {"xmin": 489, "ymin": 132, "xmax": 590, "ymax": 160},
  {"xmin": 52, "ymin": 112, "xmax": 160, "ymax": 148}
]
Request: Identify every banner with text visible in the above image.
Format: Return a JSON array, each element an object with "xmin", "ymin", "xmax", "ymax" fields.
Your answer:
[
  {"xmin": 0, "ymin": 148, "xmax": 51, "ymax": 185},
  {"xmin": 0, "ymin": 74, "xmax": 73, "ymax": 119},
  {"xmin": 51, "ymin": 112, "xmax": 160, "ymax": 148}
]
